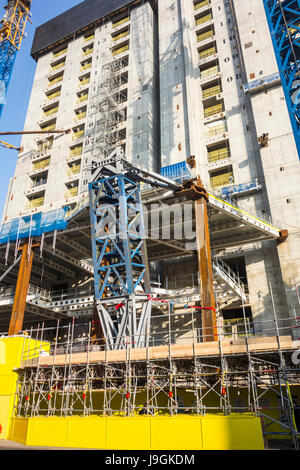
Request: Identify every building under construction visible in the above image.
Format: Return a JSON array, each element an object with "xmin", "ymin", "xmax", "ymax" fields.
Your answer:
[{"xmin": 0, "ymin": 0, "xmax": 300, "ymax": 450}]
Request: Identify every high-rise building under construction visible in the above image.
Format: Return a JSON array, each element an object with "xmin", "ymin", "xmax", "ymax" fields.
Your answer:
[
  {"xmin": 2, "ymin": 0, "xmax": 299, "ymax": 331},
  {"xmin": 0, "ymin": 0, "xmax": 299, "ymax": 450}
]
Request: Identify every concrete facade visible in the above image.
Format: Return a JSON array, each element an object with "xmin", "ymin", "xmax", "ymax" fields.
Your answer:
[
  {"xmin": 158, "ymin": 0, "xmax": 300, "ymax": 333},
  {"xmin": 3, "ymin": 1, "xmax": 159, "ymax": 221}
]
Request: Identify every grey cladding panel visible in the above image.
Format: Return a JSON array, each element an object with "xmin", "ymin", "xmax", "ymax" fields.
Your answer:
[{"xmin": 31, "ymin": 0, "xmax": 135, "ymax": 59}]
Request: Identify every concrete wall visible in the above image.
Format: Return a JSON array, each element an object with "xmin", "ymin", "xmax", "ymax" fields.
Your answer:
[
  {"xmin": 3, "ymin": 2, "xmax": 159, "ymax": 221},
  {"xmin": 233, "ymin": 0, "xmax": 300, "ymax": 327}
]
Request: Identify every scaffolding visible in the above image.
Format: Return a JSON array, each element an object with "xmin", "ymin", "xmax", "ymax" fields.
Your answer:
[
  {"xmin": 12, "ymin": 306, "xmax": 300, "ymax": 449},
  {"xmin": 88, "ymin": 52, "xmax": 128, "ymax": 162}
]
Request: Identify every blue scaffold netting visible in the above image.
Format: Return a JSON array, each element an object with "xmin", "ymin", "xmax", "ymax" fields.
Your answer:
[
  {"xmin": 0, "ymin": 207, "xmax": 69, "ymax": 245},
  {"xmin": 161, "ymin": 161, "xmax": 192, "ymax": 184}
]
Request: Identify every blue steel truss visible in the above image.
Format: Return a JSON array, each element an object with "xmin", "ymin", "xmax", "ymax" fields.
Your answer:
[
  {"xmin": 0, "ymin": 39, "xmax": 16, "ymax": 116},
  {"xmin": 89, "ymin": 174, "xmax": 150, "ymax": 300},
  {"xmin": 263, "ymin": 0, "xmax": 300, "ymax": 155},
  {"xmin": 89, "ymin": 170, "xmax": 152, "ymax": 350}
]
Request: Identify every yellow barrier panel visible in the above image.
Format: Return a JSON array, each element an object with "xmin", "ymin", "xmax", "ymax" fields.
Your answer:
[
  {"xmin": 197, "ymin": 30, "xmax": 214, "ymax": 42},
  {"xmin": 210, "ymin": 170, "xmax": 233, "ymax": 188},
  {"xmin": 204, "ymin": 103, "xmax": 224, "ymax": 118},
  {"xmin": 202, "ymin": 84, "xmax": 221, "ymax": 99},
  {"xmin": 112, "ymin": 30, "xmax": 129, "ymax": 42},
  {"xmin": 196, "ymin": 14, "xmax": 212, "ymax": 27},
  {"xmin": 208, "ymin": 147, "xmax": 230, "ymax": 162},
  {"xmin": 53, "ymin": 47, "xmax": 67, "ymax": 58},
  {"xmin": 112, "ymin": 16, "xmax": 130, "ymax": 28},
  {"xmin": 8, "ymin": 414, "xmax": 264, "ymax": 450},
  {"xmin": 201, "ymin": 65, "xmax": 219, "ymax": 78},
  {"xmin": 194, "ymin": 0, "xmax": 210, "ymax": 11},
  {"xmin": 46, "ymin": 90, "xmax": 61, "ymax": 101},
  {"xmin": 84, "ymin": 34, "xmax": 94, "ymax": 42},
  {"xmin": 112, "ymin": 44, "xmax": 129, "ymax": 57},
  {"xmin": 48, "ymin": 75, "xmax": 63, "ymax": 87},
  {"xmin": 199, "ymin": 46, "xmax": 216, "ymax": 59},
  {"xmin": 26, "ymin": 196, "xmax": 45, "ymax": 209},
  {"xmin": 82, "ymin": 47, "xmax": 93, "ymax": 57},
  {"xmin": 0, "ymin": 337, "xmax": 50, "ymax": 440}
]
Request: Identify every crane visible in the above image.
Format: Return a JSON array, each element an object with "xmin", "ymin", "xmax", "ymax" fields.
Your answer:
[
  {"xmin": 0, "ymin": 128, "xmax": 71, "ymax": 151},
  {"xmin": 0, "ymin": 0, "xmax": 32, "ymax": 118}
]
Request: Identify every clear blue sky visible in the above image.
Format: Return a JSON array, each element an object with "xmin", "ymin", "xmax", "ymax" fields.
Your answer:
[{"xmin": 0, "ymin": 0, "xmax": 83, "ymax": 220}]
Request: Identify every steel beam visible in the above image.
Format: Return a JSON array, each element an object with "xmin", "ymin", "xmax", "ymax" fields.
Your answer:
[{"xmin": 8, "ymin": 243, "xmax": 34, "ymax": 336}]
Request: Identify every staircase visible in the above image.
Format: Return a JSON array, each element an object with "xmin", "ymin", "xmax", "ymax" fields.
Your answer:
[{"xmin": 212, "ymin": 258, "xmax": 248, "ymax": 303}]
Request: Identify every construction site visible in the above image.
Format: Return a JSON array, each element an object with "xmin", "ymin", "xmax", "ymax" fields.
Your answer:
[{"xmin": 0, "ymin": 0, "xmax": 300, "ymax": 451}]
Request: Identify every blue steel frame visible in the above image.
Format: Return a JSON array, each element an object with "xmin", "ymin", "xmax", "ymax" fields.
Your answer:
[
  {"xmin": 263, "ymin": 0, "xmax": 300, "ymax": 156},
  {"xmin": 89, "ymin": 173, "xmax": 149, "ymax": 301},
  {"xmin": 0, "ymin": 39, "xmax": 16, "ymax": 115}
]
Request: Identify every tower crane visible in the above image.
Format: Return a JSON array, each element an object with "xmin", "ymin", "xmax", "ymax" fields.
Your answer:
[{"xmin": 0, "ymin": 0, "xmax": 32, "ymax": 118}]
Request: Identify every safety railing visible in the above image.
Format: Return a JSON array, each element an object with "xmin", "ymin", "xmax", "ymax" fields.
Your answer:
[
  {"xmin": 207, "ymin": 147, "xmax": 230, "ymax": 162},
  {"xmin": 74, "ymin": 111, "xmax": 86, "ymax": 122},
  {"xmin": 194, "ymin": 0, "xmax": 210, "ymax": 11},
  {"xmin": 82, "ymin": 47, "xmax": 93, "ymax": 57},
  {"xmin": 112, "ymin": 29, "xmax": 129, "ymax": 42},
  {"xmin": 112, "ymin": 44, "xmax": 129, "ymax": 57},
  {"xmin": 40, "ymin": 123, "xmax": 56, "ymax": 132},
  {"xmin": 32, "ymin": 157, "xmax": 50, "ymax": 171},
  {"xmin": 72, "ymin": 130, "xmax": 84, "ymax": 141},
  {"xmin": 197, "ymin": 29, "xmax": 214, "ymax": 42},
  {"xmin": 213, "ymin": 257, "xmax": 247, "ymax": 298},
  {"xmin": 69, "ymin": 145, "xmax": 83, "ymax": 157},
  {"xmin": 204, "ymin": 102, "xmax": 224, "ymax": 118},
  {"xmin": 200, "ymin": 65, "xmax": 219, "ymax": 79},
  {"xmin": 65, "ymin": 187, "xmax": 79, "ymax": 198},
  {"xmin": 195, "ymin": 13, "xmax": 212, "ymax": 27},
  {"xmin": 48, "ymin": 75, "xmax": 63, "ymax": 87},
  {"xmin": 53, "ymin": 47, "xmax": 67, "ymax": 58},
  {"xmin": 112, "ymin": 16, "xmax": 130, "ymax": 29},
  {"xmin": 50, "ymin": 60, "xmax": 65, "ymax": 71},
  {"xmin": 76, "ymin": 93, "xmax": 88, "ymax": 104},
  {"xmin": 25, "ymin": 196, "xmax": 45, "ymax": 209},
  {"xmin": 78, "ymin": 77, "xmax": 90, "ymax": 88},
  {"xmin": 67, "ymin": 165, "xmax": 81, "ymax": 177},
  {"xmin": 210, "ymin": 170, "xmax": 234, "ymax": 189},
  {"xmin": 199, "ymin": 45, "xmax": 216, "ymax": 60},
  {"xmin": 43, "ymin": 106, "xmax": 58, "ymax": 117},
  {"xmin": 45, "ymin": 90, "xmax": 61, "ymax": 101},
  {"xmin": 205, "ymin": 123, "xmax": 227, "ymax": 137},
  {"xmin": 202, "ymin": 84, "xmax": 222, "ymax": 99},
  {"xmin": 84, "ymin": 34, "xmax": 94, "ymax": 43}
]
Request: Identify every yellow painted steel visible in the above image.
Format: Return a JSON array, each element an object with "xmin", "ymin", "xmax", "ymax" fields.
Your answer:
[
  {"xmin": 8, "ymin": 414, "xmax": 264, "ymax": 450},
  {"xmin": 208, "ymin": 193, "xmax": 281, "ymax": 232},
  {"xmin": 0, "ymin": 337, "xmax": 50, "ymax": 440},
  {"xmin": 0, "ymin": 0, "xmax": 32, "ymax": 51},
  {"xmin": 197, "ymin": 29, "xmax": 214, "ymax": 42}
]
